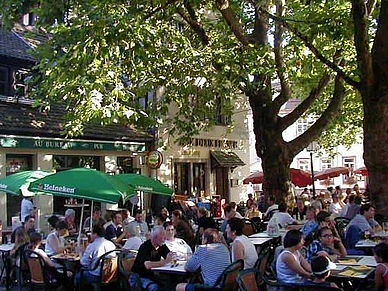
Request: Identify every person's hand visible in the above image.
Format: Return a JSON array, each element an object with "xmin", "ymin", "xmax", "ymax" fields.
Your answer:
[
  {"xmin": 166, "ymin": 252, "xmax": 175, "ymax": 263},
  {"xmin": 333, "ymin": 237, "xmax": 342, "ymax": 243}
]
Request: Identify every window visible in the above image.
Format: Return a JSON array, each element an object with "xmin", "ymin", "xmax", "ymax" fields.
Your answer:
[
  {"xmin": 343, "ymin": 157, "xmax": 356, "ymax": 184},
  {"xmin": 138, "ymin": 91, "xmax": 155, "ymax": 110},
  {"xmin": 117, "ymin": 157, "xmax": 134, "ymax": 173},
  {"xmin": 12, "ymin": 69, "xmax": 29, "ymax": 98},
  {"xmin": 296, "ymin": 117, "xmax": 314, "ymax": 136},
  {"xmin": 174, "ymin": 162, "xmax": 207, "ymax": 196},
  {"xmin": 297, "ymin": 158, "xmax": 310, "ymax": 171},
  {"xmin": 320, "ymin": 158, "xmax": 332, "ymax": 171},
  {"xmin": 0, "ymin": 67, "xmax": 8, "ymax": 95}
]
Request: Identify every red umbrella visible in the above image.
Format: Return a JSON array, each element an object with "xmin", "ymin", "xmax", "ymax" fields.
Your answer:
[
  {"xmin": 314, "ymin": 167, "xmax": 350, "ymax": 180},
  {"xmin": 354, "ymin": 166, "xmax": 368, "ymax": 176},
  {"xmin": 243, "ymin": 168, "xmax": 312, "ymax": 187}
]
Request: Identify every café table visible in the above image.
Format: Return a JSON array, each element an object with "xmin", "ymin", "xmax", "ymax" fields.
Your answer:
[
  {"xmin": 51, "ymin": 252, "xmax": 81, "ymax": 275},
  {"xmin": 372, "ymin": 231, "xmax": 388, "ymax": 238},
  {"xmin": 249, "ymin": 237, "xmax": 274, "ymax": 246},
  {"xmin": 151, "ymin": 261, "xmax": 187, "ymax": 275},
  {"xmin": 355, "ymin": 239, "xmax": 378, "ymax": 248},
  {"xmin": 152, "ymin": 261, "xmax": 188, "ymax": 290},
  {"xmin": 0, "ymin": 243, "xmax": 14, "ymax": 291},
  {"xmin": 337, "ymin": 255, "xmax": 377, "ymax": 267}
]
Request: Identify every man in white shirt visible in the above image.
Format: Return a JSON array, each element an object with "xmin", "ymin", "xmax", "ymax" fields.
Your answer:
[
  {"xmin": 77, "ymin": 224, "xmax": 116, "ymax": 284},
  {"xmin": 329, "ymin": 194, "xmax": 342, "ymax": 215},
  {"xmin": 20, "ymin": 195, "xmax": 35, "ymax": 223},
  {"xmin": 127, "ymin": 210, "xmax": 150, "ymax": 240},
  {"xmin": 272, "ymin": 203, "xmax": 295, "ymax": 228},
  {"xmin": 264, "ymin": 196, "xmax": 279, "ymax": 219}
]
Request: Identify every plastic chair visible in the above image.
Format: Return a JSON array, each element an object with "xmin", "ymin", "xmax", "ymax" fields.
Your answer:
[
  {"xmin": 195, "ymin": 259, "xmax": 244, "ymax": 291},
  {"xmin": 243, "ymin": 219, "xmax": 260, "ymax": 236},
  {"xmin": 254, "ymin": 246, "xmax": 275, "ymax": 289},
  {"xmin": 334, "ymin": 217, "xmax": 350, "ymax": 241},
  {"xmin": 78, "ymin": 249, "xmax": 122, "ymax": 291},
  {"xmin": 24, "ymin": 249, "xmax": 68, "ymax": 291},
  {"xmin": 237, "ymin": 268, "xmax": 259, "ymax": 291}
]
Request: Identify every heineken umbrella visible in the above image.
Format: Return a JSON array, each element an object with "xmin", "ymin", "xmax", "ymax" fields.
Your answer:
[
  {"xmin": 28, "ymin": 168, "xmax": 135, "ymax": 204},
  {"xmin": 0, "ymin": 170, "xmax": 54, "ymax": 196},
  {"xmin": 115, "ymin": 173, "xmax": 173, "ymax": 196}
]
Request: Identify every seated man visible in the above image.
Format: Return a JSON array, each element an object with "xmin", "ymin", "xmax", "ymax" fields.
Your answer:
[
  {"xmin": 347, "ymin": 203, "xmax": 381, "ymax": 234},
  {"xmin": 127, "ymin": 210, "xmax": 150, "ymax": 239},
  {"xmin": 11, "ymin": 215, "xmax": 35, "ymax": 243},
  {"xmin": 130, "ymin": 226, "xmax": 173, "ymax": 291},
  {"xmin": 76, "ymin": 223, "xmax": 116, "ymax": 285},
  {"xmin": 306, "ymin": 226, "xmax": 346, "ymax": 262},
  {"xmin": 104, "ymin": 212, "xmax": 123, "ymax": 245}
]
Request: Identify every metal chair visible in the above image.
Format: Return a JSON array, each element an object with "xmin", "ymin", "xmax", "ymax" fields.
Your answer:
[
  {"xmin": 15, "ymin": 242, "xmax": 30, "ymax": 291},
  {"xmin": 237, "ymin": 268, "xmax": 259, "ymax": 291},
  {"xmin": 334, "ymin": 217, "xmax": 350, "ymax": 241},
  {"xmin": 118, "ymin": 251, "xmax": 137, "ymax": 291},
  {"xmin": 78, "ymin": 249, "xmax": 122, "ymax": 291},
  {"xmin": 195, "ymin": 259, "xmax": 244, "ymax": 291},
  {"xmin": 24, "ymin": 249, "xmax": 68, "ymax": 291}
]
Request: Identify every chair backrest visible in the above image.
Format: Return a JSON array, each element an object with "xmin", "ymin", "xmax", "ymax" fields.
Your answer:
[
  {"xmin": 118, "ymin": 251, "xmax": 136, "ymax": 278},
  {"xmin": 16, "ymin": 242, "xmax": 29, "ymax": 271},
  {"xmin": 24, "ymin": 249, "xmax": 45, "ymax": 284},
  {"xmin": 217, "ymin": 259, "xmax": 244, "ymax": 291},
  {"xmin": 237, "ymin": 268, "xmax": 259, "ymax": 291},
  {"xmin": 344, "ymin": 224, "xmax": 362, "ymax": 249},
  {"xmin": 334, "ymin": 217, "xmax": 351, "ymax": 240},
  {"xmin": 254, "ymin": 246, "xmax": 272, "ymax": 286},
  {"xmin": 99, "ymin": 249, "xmax": 121, "ymax": 284}
]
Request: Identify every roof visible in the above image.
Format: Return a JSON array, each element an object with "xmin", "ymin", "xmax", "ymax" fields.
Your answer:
[
  {"xmin": 0, "ymin": 99, "xmax": 153, "ymax": 142},
  {"xmin": 0, "ymin": 27, "xmax": 37, "ymax": 62}
]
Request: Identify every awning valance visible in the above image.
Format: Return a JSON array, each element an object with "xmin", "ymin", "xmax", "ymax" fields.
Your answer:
[{"xmin": 210, "ymin": 150, "xmax": 245, "ymax": 169}]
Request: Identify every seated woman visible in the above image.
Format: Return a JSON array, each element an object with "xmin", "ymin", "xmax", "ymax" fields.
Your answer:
[
  {"xmin": 301, "ymin": 206, "xmax": 319, "ymax": 240},
  {"xmin": 29, "ymin": 232, "xmax": 72, "ymax": 285},
  {"xmin": 172, "ymin": 210, "xmax": 195, "ymax": 250},
  {"xmin": 306, "ymin": 226, "xmax": 347, "ymax": 262},
  {"xmin": 176, "ymin": 228, "xmax": 231, "ymax": 291},
  {"xmin": 122, "ymin": 223, "xmax": 143, "ymax": 251},
  {"xmin": 164, "ymin": 222, "xmax": 192, "ymax": 260},
  {"xmin": 276, "ymin": 229, "xmax": 312, "ymax": 284},
  {"xmin": 45, "ymin": 220, "xmax": 69, "ymax": 256},
  {"xmin": 226, "ymin": 218, "xmax": 258, "ymax": 269}
]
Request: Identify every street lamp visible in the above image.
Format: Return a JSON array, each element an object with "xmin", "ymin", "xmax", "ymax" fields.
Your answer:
[{"xmin": 307, "ymin": 142, "xmax": 318, "ymax": 199}]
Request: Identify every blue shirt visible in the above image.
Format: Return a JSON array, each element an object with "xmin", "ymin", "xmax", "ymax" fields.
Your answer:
[{"xmin": 301, "ymin": 220, "xmax": 318, "ymax": 238}]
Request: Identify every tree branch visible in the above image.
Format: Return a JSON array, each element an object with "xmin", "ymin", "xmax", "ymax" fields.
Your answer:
[
  {"xmin": 273, "ymin": 0, "xmax": 292, "ymax": 109},
  {"xmin": 144, "ymin": 0, "xmax": 179, "ymax": 19},
  {"xmin": 176, "ymin": 2, "xmax": 210, "ymax": 46},
  {"xmin": 366, "ymin": 0, "xmax": 378, "ymax": 15},
  {"xmin": 288, "ymin": 71, "xmax": 346, "ymax": 156},
  {"xmin": 255, "ymin": 5, "xmax": 361, "ymax": 90},
  {"xmin": 351, "ymin": 0, "xmax": 374, "ymax": 86},
  {"xmin": 215, "ymin": 0, "xmax": 255, "ymax": 45},
  {"xmin": 279, "ymin": 72, "xmax": 332, "ymax": 130}
]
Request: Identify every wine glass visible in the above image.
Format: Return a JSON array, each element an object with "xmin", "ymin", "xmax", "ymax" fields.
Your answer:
[{"xmin": 364, "ymin": 230, "xmax": 371, "ymax": 241}]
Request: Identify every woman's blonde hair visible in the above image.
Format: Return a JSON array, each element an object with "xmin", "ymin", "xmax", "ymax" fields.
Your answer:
[{"xmin": 202, "ymin": 228, "xmax": 222, "ymax": 244}]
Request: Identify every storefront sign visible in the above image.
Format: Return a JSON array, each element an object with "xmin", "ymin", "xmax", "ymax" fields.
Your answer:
[
  {"xmin": 180, "ymin": 138, "xmax": 239, "ymax": 149},
  {"xmin": 0, "ymin": 135, "xmax": 146, "ymax": 152},
  {"xmin": 147, "ymin": 150, "xmax": 163, "ymax": 169}
]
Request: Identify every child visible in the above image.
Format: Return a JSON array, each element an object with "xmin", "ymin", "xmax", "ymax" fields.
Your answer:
[
  {"xmin": 310, "ymin": 256, "xmax": 339, "ymax": 288},
  {"xmin": 375, "ymin": 242, "xmax": 388, "ymax": 291}
]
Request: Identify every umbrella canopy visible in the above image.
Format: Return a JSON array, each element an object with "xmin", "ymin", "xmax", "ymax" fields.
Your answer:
[
  {"xmin": 114, "ymin": 173, "xmax": 173, "ymax": 196},
  {"xmin": 28, "ymin": 168, "xmax": 135, "ymax": 204},
  {"xmin": 354, "ymin": 166, "xmax": 368, "ymax": 176},
  {"xmin": 243, "ymin": 168, "xmax": 312, "ymax": 187},
  {"xmin": 314, "ymin": 167, "xmax": 350, "ymax": 180},
  {"xmin": 0, "ymin": 170, "xmax": 54, "ymax": 196}
]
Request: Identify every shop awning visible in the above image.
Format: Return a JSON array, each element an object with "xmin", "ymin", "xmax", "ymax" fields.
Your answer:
[{"xmin": 210, "ymin": 150, "xmax": 245, "ymax": 169}]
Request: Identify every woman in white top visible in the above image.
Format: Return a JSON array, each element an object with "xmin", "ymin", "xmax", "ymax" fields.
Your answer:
[
  {"xmin": 226, "ymin": 218, "xmax": 258, "ymax": 269},
  {"xmin": 164, "ymin": 221, "xmax": 193, "ymax": 260},
  {"xmin": 276, "ymin": 229, "xmax": 312, "ymax": 284},
  {"xmin": 45, "ymin": 219, "xmax": 68, "ymax": 256}
]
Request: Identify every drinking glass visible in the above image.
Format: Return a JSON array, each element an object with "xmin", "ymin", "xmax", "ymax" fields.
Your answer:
[
  {"xmin": 364, "ymin": 230, "xmax": 371, "ymax": 241},
  {"xmin": 6, "ymin": 234, "xmax": 11, "ymax": 245},
  {"xmin": 383, "ymin": 222, "xmax": 388, "ymax": 233}
]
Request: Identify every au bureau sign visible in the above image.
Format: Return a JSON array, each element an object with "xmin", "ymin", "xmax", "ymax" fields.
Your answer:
[{"xmin": 0, "ymin": 135, "xmax": 146, "ymax": 152}]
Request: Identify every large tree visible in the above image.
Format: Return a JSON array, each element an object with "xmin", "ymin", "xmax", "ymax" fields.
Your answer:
[{"xmin": 1, "ymin": 0, "xmax": 365, "ymax": 205}]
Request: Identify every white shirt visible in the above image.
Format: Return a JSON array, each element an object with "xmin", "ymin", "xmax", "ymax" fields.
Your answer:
[
  {"xmin": 272, "ymin": 212, "xmax": 295, "ymax": 228},
  {"xmin": 264, "ymin": 204, "xmax": 279, "ymax": 217},
  {"xmin": 45, "ymin": 231, "xmax": 66, "ymax": 256},
  {"xmin": 232, "ymin": 235, "xmax": 258, "ymax": 269},
  {"xmin": 122, "ymin": 237, "xmax": 143, "ymax": 251},
  {"xmin": 20, "ymin": 198, "xmax": 33, "ymax": 222},
  {"xmin": 164, "ymin": 238, "xmax": 192, "ymax": 260},
  {"xmin": 329, "ymin": 202, "xmax": 342, "ymax": 215},
  {"xmin": 80, "ymin": 236, "xmax": 116, "ymax": 276}
]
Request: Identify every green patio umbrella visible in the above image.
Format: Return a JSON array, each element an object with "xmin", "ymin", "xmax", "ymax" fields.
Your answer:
[
  {"xmin": 28, "ymin": 168, "xmax": 135, "ymax": 204},
  {"xmin": 0, "ymin": 170, "xmax": 54, "ymax": 196},
  {"xmin": 114, "ymin": 173, "xmax": 173, "ymax": 196}
]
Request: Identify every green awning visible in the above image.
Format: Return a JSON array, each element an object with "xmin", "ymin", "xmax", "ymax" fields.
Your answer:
[
  {"xmin": 210, "ymin": 150, "xmax": 245, "ymax": 169},
  {"xmin": 114, "ymin": 173, "xmax": 173, "ymax": 196}
]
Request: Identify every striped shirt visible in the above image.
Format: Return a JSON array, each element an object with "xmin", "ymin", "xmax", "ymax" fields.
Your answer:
[{"xmin": 185, "ymin": 243, "xmax": 231, "ymax": 286}]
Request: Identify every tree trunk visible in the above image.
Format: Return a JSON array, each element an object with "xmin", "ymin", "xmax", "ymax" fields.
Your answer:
[{"xmin": 363, "ymin": 1, "xmax": 388, "ymax": 214}]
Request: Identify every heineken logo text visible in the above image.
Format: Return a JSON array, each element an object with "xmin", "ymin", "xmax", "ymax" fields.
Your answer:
[{"xmin": 43, "ymin": 184, "xmax": 76, "ymax": 194}]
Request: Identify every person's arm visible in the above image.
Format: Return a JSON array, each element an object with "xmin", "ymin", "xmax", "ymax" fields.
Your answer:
[
  {"xmin": 334, "ymin": 237, "xmax": 347, "ymax": 257},
  {"xmin": 375, "ymin": 265, "xmax": 384, "ymax": 291},
  {"xmin": 232, "ymin": 240, "xmax": 245, "ymax": 262},
  {"xmin": 282, "ymin": 253, "xmax": 312, "ymax": 277},
  {"xmin": 144, "ymin": 252, "xmax": 174, "ymax": 269},
  {"xmin": 300, "ymin": 255, "xmax": 312, "ymax": 273},
  {"xmin": 80, "ymin": 244, "xmax": 93, "ymax": 268}
]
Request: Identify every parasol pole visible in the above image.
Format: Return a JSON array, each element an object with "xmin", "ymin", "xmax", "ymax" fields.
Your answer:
[
  {"xmin": 90, "ymin": 200, "xmax": 94, "ymax": 231},
  {"xmin": 77, "ymin": 199, "xmax": 85, "ymax": 247}
]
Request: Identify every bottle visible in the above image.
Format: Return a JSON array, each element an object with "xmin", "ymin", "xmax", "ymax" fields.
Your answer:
[
  {"xmin": 135, "ymin": 225, "xmax": 141, "ymax": 237},
  {"xmin": 267, "ymin": 217, "xmax": 279, "ymax": 237}
]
